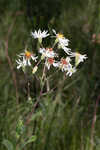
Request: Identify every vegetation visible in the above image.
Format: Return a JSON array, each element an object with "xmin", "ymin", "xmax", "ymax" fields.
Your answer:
[{"xmin": 0, "ymin": 0, "xmax": 100, "ymax": 150}]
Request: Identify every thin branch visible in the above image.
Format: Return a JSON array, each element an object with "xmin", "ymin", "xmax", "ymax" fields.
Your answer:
[{"xmin": 25, "ymin": 86, "xmax": 43, "ymax": 125}]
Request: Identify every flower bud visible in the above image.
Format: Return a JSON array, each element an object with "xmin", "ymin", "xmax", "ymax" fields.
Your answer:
[
  {"xmin": 41, "ymin": 54, "xmax": 45, "ymax": 60},
  {"xmin": 32, "ymin": 66, "xmax": 38, "ymax": 74}
]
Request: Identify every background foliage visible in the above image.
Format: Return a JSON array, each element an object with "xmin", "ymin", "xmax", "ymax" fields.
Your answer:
[{"xmin": 0, "ymin": 0, "xmax": 100, "ymax": 150}]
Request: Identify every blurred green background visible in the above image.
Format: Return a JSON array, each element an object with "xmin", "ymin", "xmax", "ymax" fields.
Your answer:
[{"xmin": 0, "ymin": 0, "xmax": 100, "ymax": 150}]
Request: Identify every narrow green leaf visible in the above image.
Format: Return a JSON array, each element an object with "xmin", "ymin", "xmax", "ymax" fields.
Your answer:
[
  {"xmin": 21, "ymin": 135, "xmax": 37, "ymax": 149},
  {"xmin": 26, "ymin": 135, "xmax": 37, "ymax": 143},
  {"xmin": 2, "ymin": 139, "xmax": 14, "ymax": 150}
]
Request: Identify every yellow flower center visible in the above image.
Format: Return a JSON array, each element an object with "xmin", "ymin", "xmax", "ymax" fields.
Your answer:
[
  {"xmin": 57, "ymin": 33, "xmax": 64, "ymax": 39},
  {"xmin": 25, "ymin": 51, "xmax": 31, "ymax": 59}
]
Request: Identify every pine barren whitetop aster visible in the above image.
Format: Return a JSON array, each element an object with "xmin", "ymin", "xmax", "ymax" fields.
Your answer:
[
  {"xmin": 16, "ymin": 50, "xmax": 38, "ymax": 68},
  {"xmin": 45, "ymin": 58, "xmax": 59, "ymax": 70},
  {"xmin": 31, "ymin": 29, "xmax": 49, "ymax": 39},
  {"xmin": 70, "ymin": 52, "xmax": 87, "ymax": 66},
  {"xmin": 39, "ymin": 48, "xmax": 57, "ymax": 59},
  {"xmin": 52, "ymin": 29, "xmax": 71, "ymax": 54},
  {"xmin": 58, "ymin": 57, "xmax": 72, "ymax": 72},
  {"xmin": 58, "ymin": 37, "xmax": 69, "ymax": 47}
]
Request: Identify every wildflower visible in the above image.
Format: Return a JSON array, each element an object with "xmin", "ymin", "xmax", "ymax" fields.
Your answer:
[
  {"xmin": 58, "ymin": 37, "xmax": 69, "ymax": 47},
  {"xmin": 70, "ymin": 52, "xmax": 87, "ymax": 66},
  {"xmin": 17, "ymin": 50, "xmax": 38, "ymax": 67},
  {"xmin": 31, "ymin": 29, "xmax": 49, "ymax": 43},
  {"xmin": 59, "ymin": 57, "xmax": 72, "ymax": 72},
  {"xmin": 45, "ymin": 58, "xmax": 59, "ymax": 70},
  {"xmin": 66, "ymin": 66, "xmax": 76, "ymax": 76},
  {"xmin": 52, "ymin": 29, "xmax": 66, "ymax": 41},
  {"xmin": 52, "ymin": 29, "xmax": 71, "ymax": 54},
  {"xmin": 52, "ymin": 29, "xmax": 64, "ymax": 40},
  {"xmin": 39, "ymin": 48, "xmax": 57, "ymax": 59}
]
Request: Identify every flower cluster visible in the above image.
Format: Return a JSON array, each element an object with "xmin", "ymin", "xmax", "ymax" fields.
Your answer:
[{"xmin": 16, "ymin": 29, "xmax": 87, "ymax": 76}]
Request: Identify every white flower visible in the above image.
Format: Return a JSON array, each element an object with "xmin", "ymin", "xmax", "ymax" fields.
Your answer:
[
  {"xmin": 66, "ymin": 66, "xmax": 76, "ymax": 76},
  {"xmin": 70, "ymin": 52, "xmax": 87, "ymax": 66},
  {"xmin": 31, "ymin": 29, "xmax": 49, "ymax": 39},
  {"xmin": 17, "ymin": 50, "xmax": 38, "ymax": 67},
  {"xmin": 16, "ymin": 58, "xmax": 26, "ymax": 69},
  {"xmin": 59, "ymin": 57, "xmax": 72, "ymax": 72},
  {"xmin": 58, "ymin": 38, "xmax": 69, "ymax": 47},
  {"xmin": 45, "ymin": 58, "xmax": 59, "ymax": 70},
  {"xmin": 39, "ymin": 48, "xmax": 57, "ymax": 59},
  {"xmin": 52, "ymin": 29, "xmax": 71, "ymax": 54}
]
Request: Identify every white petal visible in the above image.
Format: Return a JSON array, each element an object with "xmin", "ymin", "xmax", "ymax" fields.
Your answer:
[
  {"xmin": 52, "ymin": 29, "xmax": 57, "ymax": 35},
  {"xmin": 63, "ymin": 47, "xmax": 71, "ymax": 54},
  {"xmin": 28, "ymin": 59, "xmax": 31, "ymax": 66},
  {"xmin": 53, "ymin": 63, "xmax": 59, "ymax": 67},
  {"xmin": 17, "ymin": 64, "xmax": 21, "ymax": 69}
]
